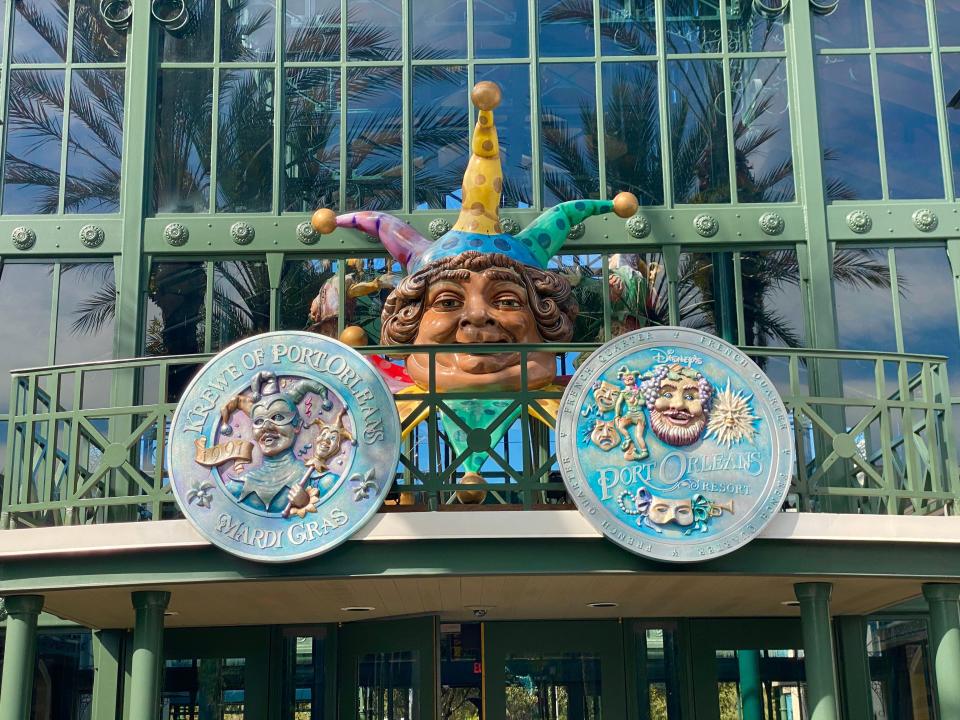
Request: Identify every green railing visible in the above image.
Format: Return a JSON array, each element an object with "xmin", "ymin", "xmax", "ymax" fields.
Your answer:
[{"xmin": 1, "ymin": 344, "xmax": 957, "ymax": 529}]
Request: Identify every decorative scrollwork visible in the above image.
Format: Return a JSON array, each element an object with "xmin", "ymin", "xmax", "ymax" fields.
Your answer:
[
  {"xmin": 99, "ymin": 0, "xmax": 133, "ymax": 30},
  {"xmin": 809, "ymin": 0, "xmax": 839, "ymax": 15},
  {"xmin": 753, "ymin": 0, "xmax": 788, "ymax": 17},
  {"xmin": 759, "ymin": 212, "xmax": 785, "ymax": 236},
  {"xmin": 11, "ymin": 227, "xmax": 36, "ymax": 251},
  {"xmin": 694, "ymin": 214, "xmax": 719, "ymax": 238},
  {"xmin": 566, "ymin": 223, "xmax": 585, "ymax": 241},
  {"xmin": 164, "ymin": 222, "xmax": 189, "ymax": 246},
  {"xmin": 80, "ymin": 224, "xmax": 106, "ymax": 248},
  {"xmin": 151, "ymin": 0, "xmax": 190, "ymax": 32},
  {"xmin": 428, "ymin": 218, "xmax": 451, "ymax": 239},
  {"xmin": 845, "ymin": 210, "xmax": 873, "ymax": 234},
  {"xmin": 912, "ymin": 208, "xmax": 938, "ymax": 233},
  {"xmin": 625, "ymin": 215, "xmax": 651, "ymax": 239},
  {"xmin": 231, "ymin": 221, "xmax": 255, "ymax": 245},
  {"xmin": 297, "ymin": 221, "xmax": 319, "ymax": 245},
  {"xmin": 500, "ymin": 217, "xmax": 521, "ymax": 235}
]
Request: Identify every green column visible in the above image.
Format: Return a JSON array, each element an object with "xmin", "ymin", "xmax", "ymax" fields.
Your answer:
[
  {"xmin": 128, "ymin": 591, "xmax": 170, "ymax": 720},
  {"xmin": 923, "ymin": 583, "xmax": 960, "ymax": 720},
  {"xmin": 795, "ymin": 583, "xmax": 839, "ymax": 720},
  {"xmin": 0, "ymin": 595, "xmax": 44, "ymax": 720},
  {"xmin": 738, "ymin": 650, "xmax": 763, "ymax": 720}
]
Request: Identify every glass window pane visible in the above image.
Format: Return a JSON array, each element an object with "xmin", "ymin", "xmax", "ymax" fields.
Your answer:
[
  {"xmin": 357, "ymin": 651, "xmax": 419, "ymax": 719},
  {"xmin": 162, "ymin": 657, "xmax": 247, "ymax": 718},
  {"xmin": 665, "ymin": 0, "xmax": 722, "ymax": 54},
  {"xmin": 211, "ymin": 260, "xmax": 271, "ymax": 351},
  {"xmin": 3, "ymin": 69, "xmax": 65, "ymax": 215},
  {"xmin": 279, "ymin": 259, "xmax": 337, "ymax": 332},
  {"xmin": 677, "ymin": 252, "xmax": 719, "ymax": 336},
  {"xmin": 505, "ymin": 652, "xmax": 602, "ymax": 718},
  {"xmin": 866, "ymin": 619, "xmax": 936, "ymax": 720},
  {"xmin": 413, "ymin": 66, "xmax": 467, "ymax": 210},
  {"xmin": 938, "ymin": 0, "xmax": 960, "ymax": 46},
  {"xmin": 143, "ymin": 261, "xmax": 206, "ymax": 357},
  {"xmin": 347, "ymin": 0, "xmax": 401, "ymax": 60},
  {"xmin": 159, "ymin": 0, "xmax": 214, "ymax": 61},
  {"xmin": 815, "ymin": 55, "xmax": 882, "ymax": 201},
  {"xmin": 12, "ymin": 0, "xmax": 66, "ymax": 62},
  {"xmin": 540, "ymin": 62, "xmax": 599, "ymax": 204},
  {"xmin": 717, "ymin": 649, "xmax": 806, "ymax": 720},
  {"xmin": 286, "ymin": 0, "xmax": 340, "ymax": 61},
  {"xmin": 0, "ymin": 263, "xmax": 53, "ymax": 415},
  {"xmin": 944, "ymin": 54, "xmax": 960, "ymax": 194},
  {"xmin": 283, "ymin": 630, "xmax": 329, "ymax": 717},
  {"xmin": 35, "ymin": 632, "xmax": 95, "ymax": 718},
  {"xmin": 217, "ymin": 69, "xmax": 274, "ymax": 212},
  {"xmin": 66, "ymin": 69, "xmax": 124, "ymax": 213},
  {"xmin": 727, "ymin": 3, "xmax": 785, "ymax": 53},
  {"xmin": 739, "ymin": 250, "xmax": 805, "ymax": 347},
  {"xmin": 222, "ymin": 0, "xmax": 276, "ymax": 61},
  {"xmin": 152, "ymin": 69, "xmax": 213, "ymax": 214},
  {"xmin": 599, "ymin": 0, "xmax": 655, "ymax": 56},
  {"xmin": 73, "ymin": 0, "xmax": 127, "ymax": 62},
  {"xmin": 732, "ymin": 57, "xmax": 794, "ymax": 203},
  {"xmin": 833, "ymin": 248, "xmax": 896, "ymax": 352},
  {"xmin": 477, "ymin": 64, "xmax": 532, "ymax": 207},
  {"xmin": 639, "ymin": 626, "xmax": 684, "ymax": 720},
  {"xmin": 474, "ymin": 0, "xmax": 528, "ymax": 58},
  {"xmin": 284, "ymin": 67, "xmax": 340, "ymax": 212},
  {"xmin": 602, "ymin": 62, "xmax": 663, "ymax": 205},
  {"xmin": 877, "ymin": 54, "xmax": 943, "ymax": 199},
  {"xmin": 346, "ymin": 66, "xmax": 403, "ymax": 210},
  {"xmin": 872, "ymin": 0, "xmax": 927, "ymax": 47},
  {"xmin": 668, "ymin": 59, "xmax": 730, "ymax": 204},
  {"xmin": 413, "ymin": 0, "xmax": 467, "ymax": 58},
  {"xmin": 813, "ymin": 0, "xmax": 867, "ymax": 50},
  {"xmin": 539, "ymin": 0, "xmax": 593, "ymax": 57}
]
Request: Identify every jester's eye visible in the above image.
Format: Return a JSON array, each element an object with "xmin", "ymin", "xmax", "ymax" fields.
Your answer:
[
  {"xmin": 493, "ymin": 295, "xmax": 522, "ymax": 309},
  {"xmin": 433, "ymin": 294, "xmax": 463, "ymax": 310}
]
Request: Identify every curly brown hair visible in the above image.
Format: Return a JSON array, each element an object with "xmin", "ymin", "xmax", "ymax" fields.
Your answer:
[{"xmin": 380, "ymin": 251, "xmax": 579, "ymax": 346}]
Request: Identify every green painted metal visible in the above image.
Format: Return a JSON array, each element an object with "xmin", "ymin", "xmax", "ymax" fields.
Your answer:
[
  {"xmin": 835, "ymin": 616, "xmax": 873, "ymax": 720},
  {"xmin": 0, "ymin": 595, "xmax": 44, "ymax": 720},
  {"xmin": 128, "ymin": 590, "xmax": 169, "ymax": 720},
  {"xmin": 794, "ymin": 582, "xmax": 840, "ymax": 720},
  {"xmin": 738, "ymin": 649, "xmax": 763, "ymax": 720},
  {"xmin": 922, "ymin": 583, "xmax": 960, "ymax": 720},
  {"xmin": 90, "ymin": 629, "xmax": 124, "ymax": 720}
]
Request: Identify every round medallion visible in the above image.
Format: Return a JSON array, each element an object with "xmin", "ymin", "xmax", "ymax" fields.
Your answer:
[
  {"xmin": 500, "ymin": 217, "xmax": 521, "ymax": 236},
  {"xmin": 164, "ymin": 222, "xmax": 189, "ymax": 246},
  {"xmin": 557, "ymin": 327, "xmax": 794, "ymax": 562},
  {"xmin": 80, "ymin": 224, "xmax": 105, "ymax": 248},
  {"xmin": 759, "ymin": 212, "xmax": 785, "ymax": 236},
  {"xmin": 297, "ymin": 221, "xmax": 319, "ymax": 245},
  {"xmin": 626, "ymin": 215, "xmax": 651, "ymax": 239},
  {"xmin": 167, "ymin": 331, "xmax": 402, "ymax": 562},
  {"xmin": 845, "ymin": 210, "xmax": 873, "ymax": 234},
  {"xmin": 567, "ymin": 223, "xmax": 586, "ymax": 241},
  {"xmin": 11, "ymin": 227, "xmax": 36, "ymax": 251},
  {"xmin": 694, "ymin": 214, "xmax": 719, "ymax": 238},
  {"xmin": 912, "ymin": 208, "xmax": 938, "ymax": 233},
  {"xmin": 231, "ymin": 221, "xmax": 255, "ymax": 245},
  {"xmin": 428, "ymin": 218, "xmax": 451, "ymax": 239}
]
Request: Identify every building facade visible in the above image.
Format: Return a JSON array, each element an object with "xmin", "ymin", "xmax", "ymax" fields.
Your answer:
[{"xmin": 2, "ymin": 0, "xmax": 960, "ymax": 717}]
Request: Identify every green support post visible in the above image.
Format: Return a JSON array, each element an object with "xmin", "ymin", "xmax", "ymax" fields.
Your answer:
[
  {"xmin": 923, "ymin": 583, "xmax": 960, "ymax": 720},
  {"xmin": 128, "ymin": 591, "xmax": 170, "ymax": 720},
  {"xmin": 91, "ymin": 630, "xmax": 124, "ymax": 720},
  {"xmin": 794, "ymin": 583, "xmax": 839, "ymax": 720},
  {"xmin": 738, "ymin": 649, "xmax": 763, "ymax": 720},
  {"xmin": 0, "ymin": 595, "xmax": 44, "ymax": 720}
]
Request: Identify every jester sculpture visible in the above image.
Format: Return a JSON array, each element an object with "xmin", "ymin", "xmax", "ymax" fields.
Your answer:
[{"xmin": 310, "ymin": 81, "xmax": 639, "ymax": 499}]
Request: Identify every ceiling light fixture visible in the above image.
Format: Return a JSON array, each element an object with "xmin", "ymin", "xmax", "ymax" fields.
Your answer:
[
  {"xmin": 587, "ymin": 601, "xmax": 619, "ymax": 609},
  {"xmin": 780, "ymin": 600, "xmax": 800, "ymax": 607},
  {"xmin": 340, "ymin": 606, "xmax": 375, "ymax": 612}
]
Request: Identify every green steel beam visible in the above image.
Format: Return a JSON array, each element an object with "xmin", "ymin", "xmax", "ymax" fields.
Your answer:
[
  {"xmin": 923, "ymin": 583, "xmax": 960, "ymax": 720},
  {"xmin": 0, "ymin": 595, "xmax": 44, "ymax": 720},
  {"xmin": 794, "ymin": 582, "xmax": 840, "ymax": 720},
  {"xmin": 128, "ymin": 591, "xmax": 170, "ymax": 720}
]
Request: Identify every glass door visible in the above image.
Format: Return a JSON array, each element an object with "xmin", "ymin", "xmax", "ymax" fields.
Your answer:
[
  {"xmin": 161, "ymin": 627, "xmax": 271, "ymax": 719},
  {"xmin": 338, "ymin": 616, "xmax": 438, "ymax": 719},
  {"xmin": 483, "ymin": 621, "xmax": 627, "ymax": 719}
]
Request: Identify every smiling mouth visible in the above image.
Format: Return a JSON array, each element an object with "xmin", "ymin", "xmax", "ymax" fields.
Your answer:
[
  {"xmin": 260, "ymin": 433, "xmax": 280, "ymax": 447},
  {"xmin": 662, "ymin": 409, "xmax": 695, "ymax": 426}
]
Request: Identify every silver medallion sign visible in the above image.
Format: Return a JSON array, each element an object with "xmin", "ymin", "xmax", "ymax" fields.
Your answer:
[
  {"xmin": 557, "ymin": 327, "xmax": 794, "ymax": 562},
  {"xmin": 168, "ymin": 331, "xmax": 401, "ymax": 562}
]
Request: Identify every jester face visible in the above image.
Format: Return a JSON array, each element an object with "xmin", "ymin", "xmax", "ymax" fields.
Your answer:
[
  {"xmin": 647, "ymin": 497, "xmax": 695, "ymax": 527},
  {"xmin": 251, "ymin": 398, "xmax": 301, "ymax": 457},
  {"xmin": 314, "ymin": 423, "xmax": 346, "ymax": 460}
]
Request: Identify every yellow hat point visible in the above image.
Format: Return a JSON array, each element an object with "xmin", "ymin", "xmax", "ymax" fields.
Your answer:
[
  {"xmin": 339, "ymin": 325, "xmax": 368, "ymax": 347},
  {"xmin": 472, "ymin": 81, "xmax": 502, "ymax": 111},
  {"xmin": 311, "ymin": 208, "xmax": 337, "ymax": 235},
  {"xmin": 612, "ymin": 192, "xmax": 640, "ymax": 218}
]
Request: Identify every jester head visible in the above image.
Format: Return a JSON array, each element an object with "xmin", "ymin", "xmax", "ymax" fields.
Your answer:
[
  {"xmin": 312, "ymin": 81, "xmax": 639, "ymax": 392},
  {"xmin": 219, "ymin": 371, "xmax": 333, "ymax": 457}
]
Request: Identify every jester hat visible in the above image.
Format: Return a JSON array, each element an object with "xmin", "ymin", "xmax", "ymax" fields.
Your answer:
[
  {"xmin": 219, "ymin": 370, "xmax": 333, "ymax": 435},
  {"xmin": 311, "ymin": 81, "xmax": 640, "ymax": 273}
]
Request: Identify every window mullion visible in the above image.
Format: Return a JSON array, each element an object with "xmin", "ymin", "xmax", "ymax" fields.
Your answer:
[
  {"xmin": 272, "ymin": 0, "xmax": 284, "ymax": 215},
  {"xmin": 57, "ymin": 0, "xmax": 78, "ymax": 215},
  {"xmin": 925, "ymin": 0, "xmax": 955, "ymax": 201}
]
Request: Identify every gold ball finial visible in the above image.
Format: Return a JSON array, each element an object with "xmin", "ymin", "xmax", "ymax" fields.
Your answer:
[
  {"xmin": 311, "ymin": 208, "xmax": 337, "ymax": 234},
  {"xmin": 471, "ymin": 81, "xmax": 502, "ymax": 111},
  {"xmin": 612, "ymin": 191, "xmax": 639, "ymax": 219},
  {"xmin": 455, "ymin": 472, "xmax": 488, "ymax": 504},
  {"xmin": 339, "ymin": 325, "xmax": 368, "ymax": 347}
]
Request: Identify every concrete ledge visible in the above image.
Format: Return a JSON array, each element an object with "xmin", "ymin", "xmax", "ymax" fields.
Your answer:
[{"xmin": 0, "ymin": 511, "xmax": 958, "ymax": 560}]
